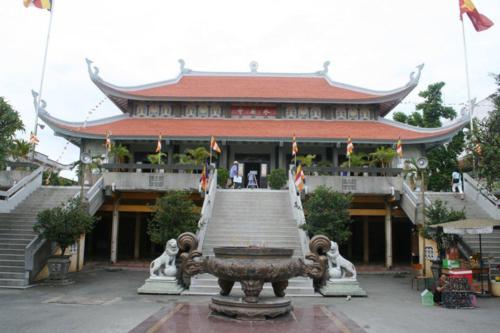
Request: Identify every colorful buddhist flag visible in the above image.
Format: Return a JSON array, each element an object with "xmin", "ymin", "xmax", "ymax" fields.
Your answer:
[
  {"xmin": 459, "ymin": 0, "xmax": 494, "ymax": 32},
  {"xmin": 155, "ymin": 135, "xmax": 162, "ymax": 153},
  {"xmin": 396, "ymin": 137, "xmax": 403, "ymax": 158},
  {"xmin": 23, "ymin": 0, "xmax": 52, "ymax": 10},
  {"xmin": 210, "ymin": 136, "xmax": 221, "ymax": 154},
  {"xmin": 295, "ymin": 164, "xmax": 305, "ymax": 193},
  {"xmin": 346, "ymin": 137, "xmax": 354, "ymax": 156},
  {"xmin": 29, "ymin": 132, "xmax": 39, "ymax": 145},
  {"xmin": 200, "ymin": 163, "xmax": 207, "ymax": 192},
  {"xmin": 105, "ymin": 131, "xmax": 112, "ymax": 152},
  {"xmin": 292, "ymin": 135, "xmax": 299, "ymax": 156}
]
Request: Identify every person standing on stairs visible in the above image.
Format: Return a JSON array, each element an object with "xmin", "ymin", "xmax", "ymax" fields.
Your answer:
[
  {"xmin": 229, "ymin": 161, "xmax": 239, "ymax": 189},
  {"xmin": 451, "ymin": 170, "xmax": 464, "ymax": 200}
]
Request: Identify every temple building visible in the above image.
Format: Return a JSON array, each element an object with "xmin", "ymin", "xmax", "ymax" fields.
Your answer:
[{"xmin": 39, "ymin": 59, "xmax": 469, "ymax": 269}]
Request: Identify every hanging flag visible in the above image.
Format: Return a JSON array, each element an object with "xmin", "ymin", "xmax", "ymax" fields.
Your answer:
[
  {"xmin": 459, "ymin": 0, "xmax": 494, "ymax": 32},
  {"xmin": 396, "ymin": 137, "xmax": 403, "ymax": 158},
  {"xmin": 155, "ymin": 135, "xmax": 162, "ymax": 153},
  {"xmin": 210, "ymin": 136, "xmax": 221, "ymax": 154},
  {"xmin": 346, "ymin": 137, "xmax": 354, "ymax": 156},
  {"xmin": 29, "ymin": 132, "xmax": 39, "ymax": 145},
  {"xmin": 105, "ymin": 131, "xmax": 112, "ymax": 152},
  {"xmin": 295, "ymin": 164, "xmax": 305, "ymax": 193},
  {"xmin": 23, "ymin": 0, "xmax": 52, "ymax": 10},
  {"xmin": 200, "ymin": 163, "xmax": 207, "ymax": 192},
  {"xmin": 292, "ymin": 135, "xmax": 299, "ymax": 156}
]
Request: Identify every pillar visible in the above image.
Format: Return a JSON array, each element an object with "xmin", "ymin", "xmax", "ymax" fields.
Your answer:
[
  {"xmin": 134, "ymin": 213, "xmax": 141, "ymax": 260},
  {"xmin": 332, "ymin": 145, "xmax": 339, "ymax": 168},
  {"xmin": 278, "ymin": 145, "xmax": 284, "ymax": 169},
  {"xmin": 363, "ymin": 217, "xmax": 369, "ymax": 264},
  {"xmin": 167, "ymin": 145, "xmax": 174, "ymax": 165},
  {"xmin": 111, "ymin": 201, "xmax": 119, "ymax": 264},
  {"xmin": 220, "ymin": 144, "xmax": 228, "ymax": 170},
  {"xmin": 385, "ymin": 202, "xmax": 393, "ymax": 269}
]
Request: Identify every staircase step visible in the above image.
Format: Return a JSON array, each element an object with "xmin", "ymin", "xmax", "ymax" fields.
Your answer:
[
  {"xmin": 0, "ymin": 272, "xmax": 25, "ymax": 279},
  {"xmin": 0, "ymin": 278, "xmax": 27, "ymax": 287},
  {"xmin": 0, "ymin": 259, "xmax": 24, "ymax": 267},
  {"xmin": 0, "ymin": 265, "xmax": 24, "ymax": 273},
  {"xmin": 0, "ymin": 249, "xmax": 25, "ymax": 255}
]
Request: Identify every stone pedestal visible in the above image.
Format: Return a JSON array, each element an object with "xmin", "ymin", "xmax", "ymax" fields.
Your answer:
[
  {"xmin": 320, "ymin": 279, "xmax": 367, "ymax": 297},
  {"xmin": 137, "ymin": 277, "xmax": 184, "ymax": 295},
  {"xmin": 209, "ymin": 296, "xmax": 292, "ymax": 321},
  {"xmin": 44, "ymin": 256, "xmax": 74, "ymax": 286}
]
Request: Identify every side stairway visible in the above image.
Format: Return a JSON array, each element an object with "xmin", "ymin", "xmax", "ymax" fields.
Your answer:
[
  {"xmin": 426, "ymin": 192, "xmax": 500, "ymax": 274},
  {"xmin": 0, "ymin": 186, "xmax": 79, "ymax": 288},
  {"xmin": 185, "ymin": 189, "xmax": 315, "ymax": 296}
]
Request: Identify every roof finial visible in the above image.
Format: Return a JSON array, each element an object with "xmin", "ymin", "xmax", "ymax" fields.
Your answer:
[
  {"xmin": 409, "ymin": 63, "xmax": 425, "ymax": 83},
  {"xmin": 85, "ymin": 58, "xmax": 100, "ymax": 79},
  {"xmin": 178, "ymin": 59, "xmax": 191, "ymax": 74},
  {"xmin": 316, "ymin": 61, "xmax": 330, "ymax": 75},
  {"xmin": 249, "ymin": 61, "xmax": 258, "ymax": 73},
  {"xmin": 31, "ymin": 89, "xmax": 47, "ymax": 114}
]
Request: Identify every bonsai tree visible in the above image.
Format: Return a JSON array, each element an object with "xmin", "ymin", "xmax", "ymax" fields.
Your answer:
[
  {"xmin": 421, "ymin": 199, "xmax": 466, "ymax": 261},
  {"xmin": 148, "ymin": 191, "xmax": 200, "ymax": 245},
  {"xmin": 217, "ymin": 167, "xmax": 229, "ymax": 188},
  {"xmin": 268, "ymin": 168, "xmax": 287, "ymax": 189},
  {"xmin": 34, "ymin": 197, "xmax": 97, "ymax": 256},
  {"xmin": 301, "ymin": 185, "xmax": 352, "ymax": 245}
]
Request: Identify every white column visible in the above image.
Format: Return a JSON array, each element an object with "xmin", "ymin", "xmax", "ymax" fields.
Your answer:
[
  {"xmin": 111, "ymin": 201, "xmax": 119, "ymax": 263},
  {"xmin": 134, "ymin": 213, "xmax": 141, "ymax": 260},
  {"xmin": 363, "ymin": 218, "xmax": 369, "ymax": 264},
  {"xmin": 385, "ymin": 202, "xmax": 393, "ymax": 269}
]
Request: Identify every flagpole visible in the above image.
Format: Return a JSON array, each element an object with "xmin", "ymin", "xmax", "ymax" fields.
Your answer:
[
  {"xmin": 209, "ymin": 138, "xmax": 212, "ymax": 166},
  {"xmin": 461, "ymin": 18, "xmax": 476, "ymax": 176},
  {"xmin": 31, "ymin": 0, "xmax": 55, "ymax": 160}
]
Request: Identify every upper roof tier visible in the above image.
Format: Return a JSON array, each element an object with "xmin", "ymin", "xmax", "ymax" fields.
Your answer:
[{"xmin": 86, "ymin": 59, "xmax": 425, "ymax": 116}]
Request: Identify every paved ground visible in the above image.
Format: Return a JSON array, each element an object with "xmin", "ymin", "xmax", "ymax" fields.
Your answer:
[{"xmin": 0, "ymin": 268, "xmax": 499, "ymax": 333}]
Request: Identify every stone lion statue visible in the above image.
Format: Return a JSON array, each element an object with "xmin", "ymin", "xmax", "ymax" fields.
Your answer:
[
  {"xmin": 150, "ymin": 239, "xmax": 179, "ymax": 278},
  {"xmin": 326, "ymin": 241, "xmax": 356, "ymax": 280}
]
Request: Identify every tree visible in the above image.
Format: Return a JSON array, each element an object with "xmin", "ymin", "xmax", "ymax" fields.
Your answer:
[
  {"xmin": 217, "ymin": 168, "xmax": 229, "ymax": 188},
  {"xmin": 268, "ymin": 168, "xmax": 287, "ymax": 189},
  {"xmin": 148, "ymin": 191, "xmax": 199, "ymax": 245},
  {"xmin": 9, "ymin": 139, "xmax": 31, "ymax": 161},
  {"xmin": 109, "ymin": 144, "xmax": 131, "ymax": 164},
  {"xmin": 0, "ymin": 97, "xmax": 24, "ymax": 168},
  {"xmin": 147, "ymin": 152, "xmax": 166, "ymax": 165},
  {"xmin": 471, "ymin": 74, "xmax": 500, "ymax": 191},
  {"xmin": 340, "ymin": 152, "xmax": 368, "ymax": 167},
  {"xmin": 43, "ymin": 170, "xmax": 77, "ymax": 186},
  {"xmin": 302, "ymin": 185, "xmax": 352, "ymax": 244},
  {"xmin": 34, "ymin": 197, "xmax": 97, "ymax": 256},
  {"xmin": 393, "ymin": 82, "xmax": 464, "ymax": 191},
  {"xmin": 369, "ymin": 147, "xmax": 397, "ymax": 168},
  {"xmin": 421, "ymin": 199, "xmax": 466, "ymax": 260}
]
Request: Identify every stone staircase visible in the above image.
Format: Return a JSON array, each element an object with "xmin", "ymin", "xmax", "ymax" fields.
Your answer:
[
  {"xmin": 0, "ymin": 186, "xmax": 79, "ymax": 288},
  {"xmin": 185, "ymin": 189, "xmax": 315, "ymax": 296},
  {"xmin": 426, "ymin": 192, "xmax": 500, "ymax": 274}
]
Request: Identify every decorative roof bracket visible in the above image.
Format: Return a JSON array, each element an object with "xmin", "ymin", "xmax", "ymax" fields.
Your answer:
[
  {"xmin": 317, "ymin": 61, "xmax": 330, "ymax": 75},
  {"xmin": 178, "ymin": 59, "xmax": 192, "ymax": 74},
  {"xmin": 409, "ymin": 63, "xmax": 425, "ymax": 84},
  {"xmin": 85, "ymin": 58, "xmax": 101, "ymax": 79},
  {"xmin": 31, "ymin": 89, "xmax": 47, "ymax": 114}
]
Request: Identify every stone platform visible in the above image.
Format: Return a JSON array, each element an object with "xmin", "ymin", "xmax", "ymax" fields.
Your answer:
[
  {"xmin": 130, "ymin": 303, "xmax": 366, "ymax": 333},
  {"xmin": 320, "ymin": 279, "xmax": 367, "ymax": 297},
  {"xmin": 137, "ymin": 277, "xmax": 184, "ymax": 295}
]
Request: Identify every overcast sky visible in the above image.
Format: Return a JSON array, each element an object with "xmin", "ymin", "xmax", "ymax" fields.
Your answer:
[{"xmin": 1, "ymin": 0, "xmax": 499, "ymax": 178}]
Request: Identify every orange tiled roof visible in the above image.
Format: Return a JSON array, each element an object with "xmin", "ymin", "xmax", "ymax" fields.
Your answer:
[
  {"xmin": 126, "ymin": 76, "xmax": 378, "ymax": 101},
  {"xmin": 53, "ymin": 118, "xmax": 463, "ymax": 142}
]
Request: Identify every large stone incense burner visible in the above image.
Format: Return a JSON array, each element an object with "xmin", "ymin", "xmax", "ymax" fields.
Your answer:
[{"xmin": 177, "ymin": 232, "xmax": 331, "ymax": 320}]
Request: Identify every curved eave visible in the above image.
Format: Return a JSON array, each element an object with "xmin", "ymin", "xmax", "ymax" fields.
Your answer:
[
  {"xmin": 40, "ymin": 111, "xmax": 468, "ymax": 147},
  {"xmin": 86, "ymin": 59, "xmax": 423, "ymax": 115}
]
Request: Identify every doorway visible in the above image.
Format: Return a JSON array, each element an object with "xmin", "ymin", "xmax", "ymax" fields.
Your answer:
[{"xmin": 234, "ymin": 154, "xmax": 270, "ymax": 188}]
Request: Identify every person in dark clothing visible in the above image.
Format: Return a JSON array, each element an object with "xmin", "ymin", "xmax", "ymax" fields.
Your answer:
[{"xmin": 434, "ymin": 274, "xmax": 448, "ymax": 304}]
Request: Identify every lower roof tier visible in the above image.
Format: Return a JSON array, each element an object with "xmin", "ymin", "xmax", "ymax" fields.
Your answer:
[{"xmin": 40, "ymin": 111, "xmax": 469, "ymax": 145}]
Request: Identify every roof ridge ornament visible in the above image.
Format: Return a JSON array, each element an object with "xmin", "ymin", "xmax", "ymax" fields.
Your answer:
[
  {"xmin": 409, "ymin": 63, "xmax": 425, "ymax": 84},
  {"xmin": 85, "ymin": 58, "xmax": 100, "ymax": 79},
  {"xmin": 31, "ymin": 90, "xmax": 47, "ymax": 114},
  {"xmin": 317, "ymin": 61, "xmax": 330, "ymax": 75},
  {"xmin": 249, "ymin": 61, "xmax": 258, "ymax": 73},
  {"xmin": 178, "ymin": 59, "xmax": 191, "ymax": 74}
]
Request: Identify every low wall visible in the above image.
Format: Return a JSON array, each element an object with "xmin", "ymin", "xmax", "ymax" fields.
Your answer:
[
  {"xmin": 306, "ymin": 175, "xmax": 403, "ymax": 195},
  {"xmin": 0, "ymin": 170, "xmax": 32, "ymax": 188},
  {"xmin": 103, "ymin": 172, "xmax": 199, "ymax": 191}
]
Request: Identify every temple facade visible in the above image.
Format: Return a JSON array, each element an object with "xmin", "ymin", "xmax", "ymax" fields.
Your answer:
[{"xmin": 39, "ymin": 60, "xmax": 469, "ymax": 268}]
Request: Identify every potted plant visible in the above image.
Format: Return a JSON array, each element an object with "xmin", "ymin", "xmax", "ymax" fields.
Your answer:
[
  {"xmin": 217, "ymin": 168, "xmax": 229, "ymax": 188},
  {"xmin": 34, "ymin": 197, "xmax": 97, "ymax": 285},
  {"xmin": 268, "ymin": 168, "xmax": 287, "ymax": 189}
]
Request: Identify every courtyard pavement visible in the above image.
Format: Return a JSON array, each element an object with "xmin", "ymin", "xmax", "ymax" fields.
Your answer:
[{"xmin": 0, "ymin": 268, "xmax": 498, "ymax": 333}]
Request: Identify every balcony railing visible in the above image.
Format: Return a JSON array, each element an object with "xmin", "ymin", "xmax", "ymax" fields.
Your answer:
[
  {"xmin": 102, "ymin": 163, "xmax": 204, "ymax": 172},
  {"xmin": 302, "ymin": 166, "xmax": 402, "ymax": 177}
]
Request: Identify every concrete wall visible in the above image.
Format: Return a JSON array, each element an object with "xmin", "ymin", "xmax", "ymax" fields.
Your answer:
[
  {"xmin": 307, "ymin": 175, "xmax": 403, "ymax": 195},
  {"xmin": 0, "ymin": 170, "xmax": 32, "ymax": 188},
  {"xmin": 103, "ymin": 172, "xmax": 199, "ymax": 191}
]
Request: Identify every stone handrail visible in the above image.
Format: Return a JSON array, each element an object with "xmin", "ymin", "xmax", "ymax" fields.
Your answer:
[
  {"xmin": 196, "ymin": 169, "xmax": 218, "ymax": 252},
  {"xmin": 25, "ymin": 235, "xmax": 52, "ymax": 284},
  {"xmin": 303, "ymin": 166, "xmax": 402, "ymax": 177},
  {"xmin": 0, "ymin": 166, "xmax": 43, "ymax": 213},
  {"xmin": 102, "ymin": 163, "xmax": 204, "ymax": 172},
  {"xmin": 85, "ymin": 176, "xmax": 104, "ymax": 216},
  {"xmin": 288, "ymin": 169, "xmax": 310, "ymax": 258},
  {"xmin": 463, "ymin": 173, "xmax": 500, "ymax": 219},
  {"xmin": 401, "ymin": 181, "xmax": 433, "ymax": 224}
]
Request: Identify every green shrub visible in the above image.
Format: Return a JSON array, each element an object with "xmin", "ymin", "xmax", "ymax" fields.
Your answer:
[
  {"xmin": 217, "ymin": 168, "xmax": 229, "ymax": 188},
  {"xmin": 34, "ymin": 197, "xmax": 97, "ymax": 256},
  {"xmin": 268, "ymin": 168, "xmax": 287, "ymax": 189},
  {"xmin": 301, "ymin": 185, "xmax": 352, "ymax": 244},
  {"xmin": 148, "ymin": 191, "xmax": 199, "ymax": 245}
]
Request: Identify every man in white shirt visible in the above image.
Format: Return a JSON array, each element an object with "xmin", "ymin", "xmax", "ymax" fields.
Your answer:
[{"xmin": 451, "ymin": 170, "xmax": 464, "ymax": 200}]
